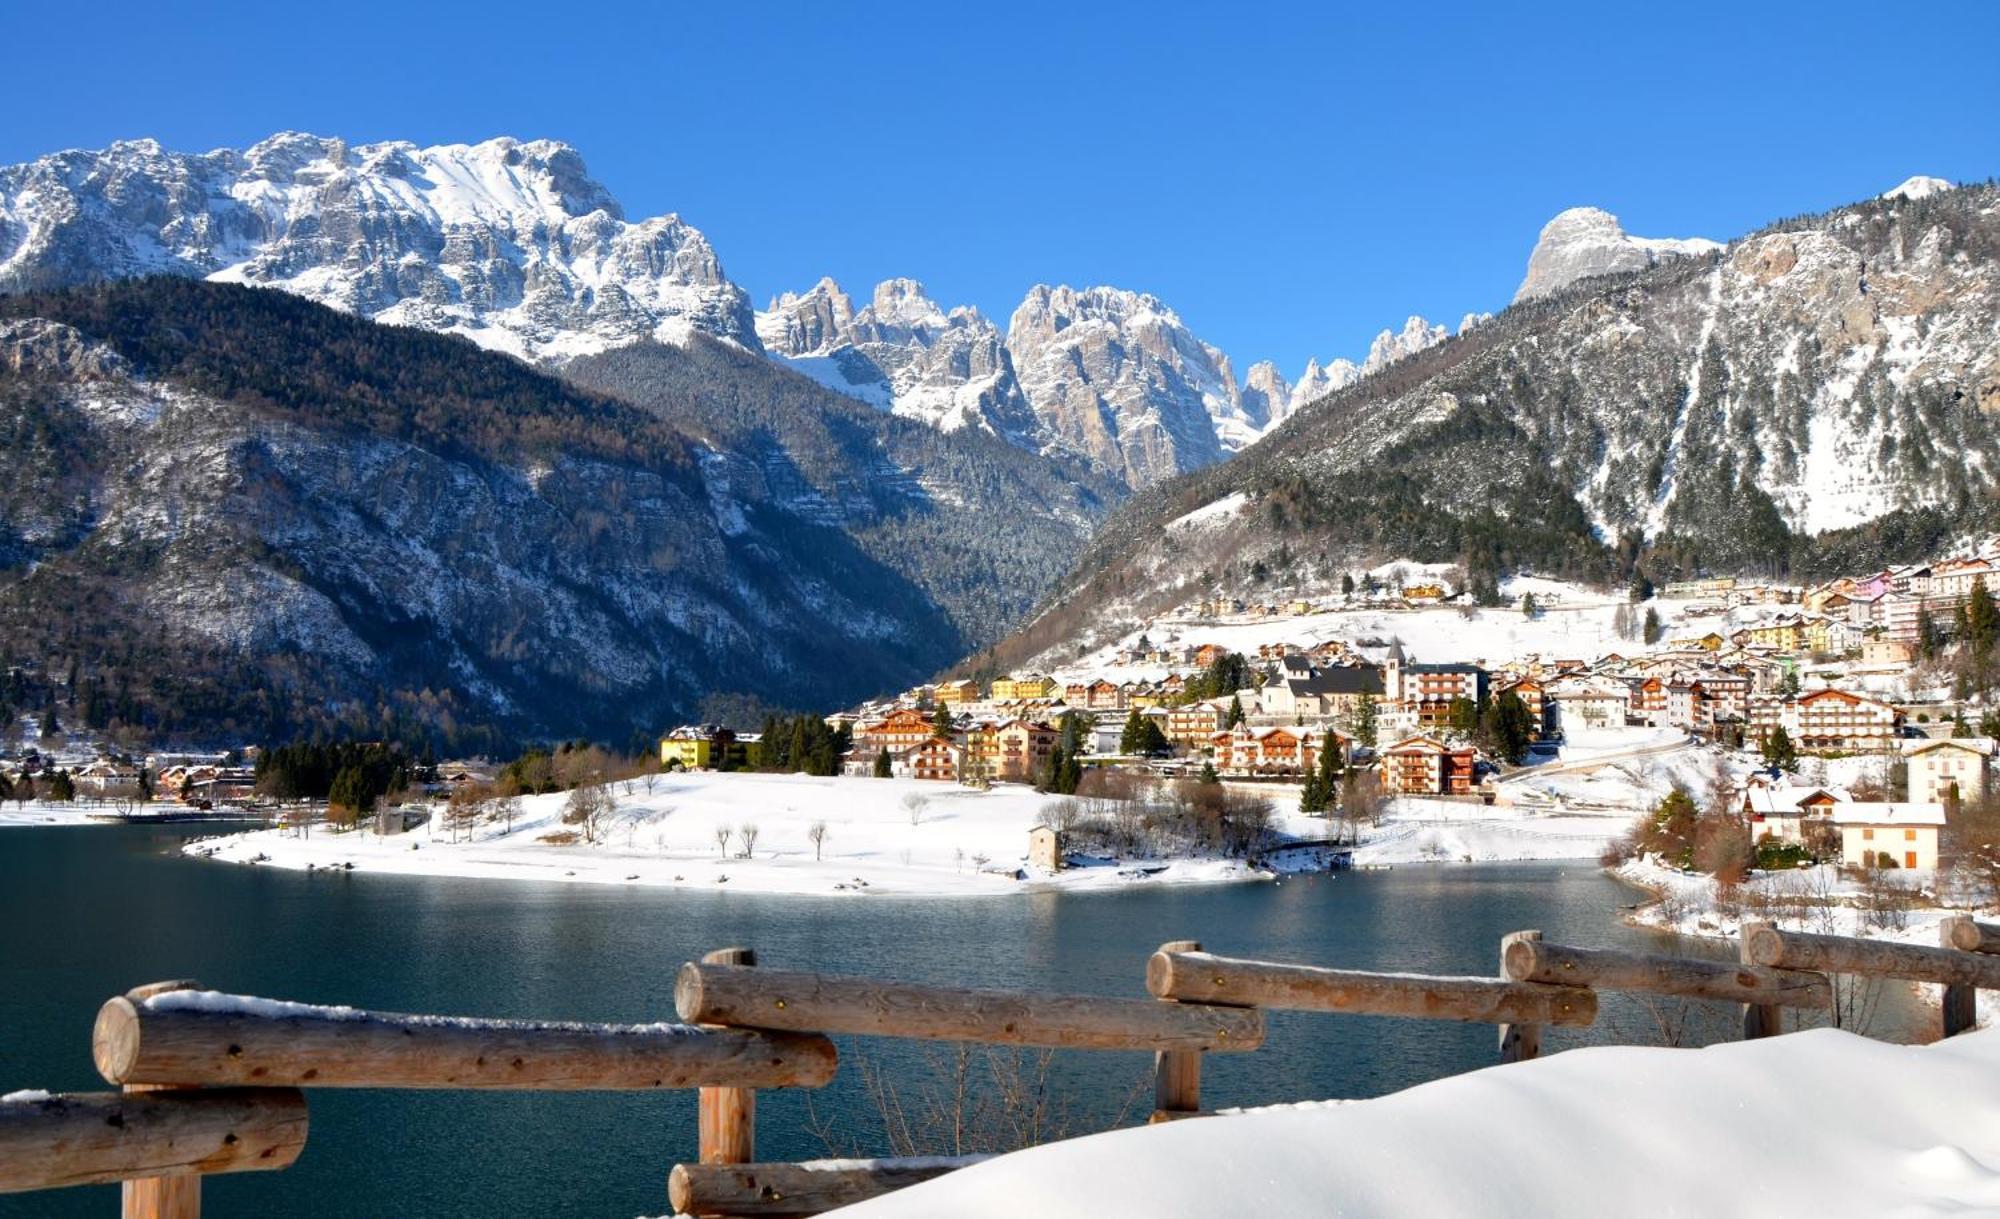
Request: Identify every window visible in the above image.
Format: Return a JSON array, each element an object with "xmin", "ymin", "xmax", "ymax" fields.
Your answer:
[
  {"xmin": 1862, "ymin": 828, "xmax": 1874, "ymax": 841},
  {"xmin": 1904, "ymin": 829, "xmax": 1917, "ymax": 841}
]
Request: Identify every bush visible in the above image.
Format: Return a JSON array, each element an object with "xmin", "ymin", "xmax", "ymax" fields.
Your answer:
[{"xmin": 1754, "ymin": 837, "xmax": 1810, "ymax": 870}]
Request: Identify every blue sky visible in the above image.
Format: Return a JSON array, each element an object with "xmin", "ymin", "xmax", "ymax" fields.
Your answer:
[{"xmin": 6, "ymin": 1, "xmax": 1997, "ymax": 378}]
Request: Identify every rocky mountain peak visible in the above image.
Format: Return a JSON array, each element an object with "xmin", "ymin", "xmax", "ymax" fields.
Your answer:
[
  {"xmin": 0, "ymin": 132, "xmax": 757, "ymax": 358},
  {"xmin": 1883, "ymin": 175, "xmax": 1954, "ymax": 202},
  {"xmin": 1513, "ymin": 206, "xmax": 1721, "ymax": 302}
]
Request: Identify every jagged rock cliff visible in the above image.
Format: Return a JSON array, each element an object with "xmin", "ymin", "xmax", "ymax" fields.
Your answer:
[
  {"xmin": 991, "ymin": 181, "xmax": 2000, "ymax": 669},
  {"xmin": 0, "ymin": 133, "xmax": 758, "ymax": 360}
]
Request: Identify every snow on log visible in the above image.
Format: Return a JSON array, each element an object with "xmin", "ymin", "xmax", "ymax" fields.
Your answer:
[
  {"xmin": 1744, "ymin": 925, "xmax": 2000, "ymax": 989},
  {"xmin": 93, "ymin": 991, "xmax": 836, "ymax": 1091},
  {"xmin": 0, "ymin": 1088, "xmax": 306, "ymax": 1194},
  {"xmin": 668, "ymin": 1157, "xmax": 988, "ymax": 1217},
  {"xmin": 674, "ymin": 963, "xmax": 1264, "ymax": 1052},
  {"xmin": 1146, "ymin": 951, "xmax": 1596, "ymax": 1027},
  {"xmin": 1502, "ymin": 939, "xmax": 1831, "ymax": 1008}
]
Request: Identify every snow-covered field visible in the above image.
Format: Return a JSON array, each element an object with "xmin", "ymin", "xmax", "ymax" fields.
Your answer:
[
  {"xmin": 0, "ymin": 801, "xmax": 108, "ymax": 828},
  {"xmin": 1048, "ymin": 575, "xmax": 1710, "ymax": 680},
  {"xmin": 186, "ymin": 772, "xmax": 1322, "ymax": 898},
  {"xmin": 833, "ymin": 1026, "xmax": 2000, "ymax": 1218},
  {"xmin": 182, "ymin": 729, "xmax": 1711, "ymax": 893}
]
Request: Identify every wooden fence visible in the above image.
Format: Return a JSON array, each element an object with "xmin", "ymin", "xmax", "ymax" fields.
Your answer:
[{"xmin": 4, "ymin": 916, "xmax": 1995, "ymax": 1217}]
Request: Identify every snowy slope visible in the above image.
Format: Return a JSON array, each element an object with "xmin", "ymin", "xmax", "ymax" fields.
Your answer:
[{"xmin": 835, "ymin": 1026, "xmax": 2000, "ymax": 1218}]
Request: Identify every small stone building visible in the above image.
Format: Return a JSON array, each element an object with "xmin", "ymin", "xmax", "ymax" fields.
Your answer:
[{"xmin": 1028, "ymin": 824, "xmax": 1064, "ymax": 872}]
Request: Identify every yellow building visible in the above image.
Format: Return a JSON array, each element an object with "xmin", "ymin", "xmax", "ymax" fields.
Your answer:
[
  {"xmin": 934, "ymin": 679, "xmax": 979, "ymax": 706},
  {"xmin": 992, "ymin": 674, "xmax": 1056, "ymax": 701},
  {"xmin": 659, "ymin": 725, "xmax": 742, "ymax": 770},
  {"xmin": 1743, "ymin": 618, "xmax": 1805, "ymax": 652}
]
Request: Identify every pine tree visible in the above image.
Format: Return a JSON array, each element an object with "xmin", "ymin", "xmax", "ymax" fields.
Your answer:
[
  {"xmin": 1520, "ymin": 592, "xmax": 1538, "ymax": 619},
  {"xmin": 1119, "ymin": 709, "xmax": 1146, "ymax": 754},
  {"xmin": 1762, "ymin": 726, "xmax": 1799, "ymax": 773},
  {"xmin": 1967, "ymin": 576, "xmax": 1998, "ymax": 693},
  {"xmin": 932, "ymin": 705, "xmax": 954, "ymax": 736},
  {"xmin": 1299, "ymin": 770, "xmax": 1327, "ymax": 815},
  {"xmin": 1642, "ymin": 608, "xmax": 1663, "ymax": 645},
  {"xmin": 1226, "ymin": 695, "xmax": 1245, "ymax": 728},
  {"xmin": 44, "ymin": 770, "xmax": 75, "ymax": 802},
  {"xmin": 1354, "ymin": 692, "xmax": 1378, "ymax": 747},
  {"xmin": 873, "ymin": 748, "xmax": 893, "ymax": 778},
  {"xmin": 1198, "ymin": 761, "xmax": 1220, "ymax": 785}
]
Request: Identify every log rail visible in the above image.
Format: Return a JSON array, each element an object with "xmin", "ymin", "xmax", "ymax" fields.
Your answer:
[{"xmin": 7, "ymin": 916, "xmax": 1997, "ymax": 1216}]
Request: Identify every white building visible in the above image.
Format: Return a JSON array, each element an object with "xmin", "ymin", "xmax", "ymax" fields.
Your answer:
[
  {"xmin": 1901, "ymin": 737, "xmax": 1992, "ymax": 807},
  {"xmin": 1832, "ymin": 802, "xmax": 1947, "ymax": 871}
]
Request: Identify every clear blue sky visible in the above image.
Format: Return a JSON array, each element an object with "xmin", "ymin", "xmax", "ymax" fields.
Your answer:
[{"xmin": 6, "ymin": 0, "xmax": 1996, "ymax": 378}]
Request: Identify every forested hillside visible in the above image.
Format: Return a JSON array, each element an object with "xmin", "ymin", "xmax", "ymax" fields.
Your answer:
[{"xmin": 0, "ymin": 280, "xmax": 1107, "ymax": 749}]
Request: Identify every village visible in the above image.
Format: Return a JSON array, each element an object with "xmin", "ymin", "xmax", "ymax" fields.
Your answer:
[
  {"xmin": 634, "ymin": 551, "xmax": 2000, "ymax": 887},
  {"xmin": 10, "ymin": 551, "xmax": 2000, "ymax": 903}
]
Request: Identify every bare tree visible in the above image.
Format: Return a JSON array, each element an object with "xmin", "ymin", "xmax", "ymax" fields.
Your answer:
[
  {"xmin": 714, "ymin": 825, "xmax": 732, "ymax": 858},
  {"xmin": 903, "ymin": 793, "xmax": 930, "ymax": 826},
  {"xmin": 563, "ymin": 782, "xmax": 613, "ymax": 844},
  {"xmin": 739, "ymin": 822, "xmax": 760, "ymax": 856},
  {"xmin": 807, "ymin": 820, "xmax": 829, "ymax": 861},
  {"xmin": 497, "ymin": 794, "xmax": 521, "ymax": 835}
]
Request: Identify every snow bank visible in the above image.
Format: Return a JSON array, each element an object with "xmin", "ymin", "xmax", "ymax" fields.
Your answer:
[
  {"xmin": 833, "ymin": 1027, "xmax": 2000, "ymax": 1218},
  {"xmin": 185, "ymin": 771, "xmax": 1322, "ymax": 898}
]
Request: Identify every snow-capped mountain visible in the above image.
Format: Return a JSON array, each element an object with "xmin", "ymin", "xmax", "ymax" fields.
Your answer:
[
  {"xmin": 0, "ymin": 133, "xmax": 758, "ymax": 360},
  {"xmin": 1004, "ymin": 284, "xmax": 1255, "ymax": 487},
  {"xmin": 990, "ymin": 179, "xmax": 2000, "ymax": 677},
  {"xmin": 756, "ymin": 277, "xmax": 1040, "ymax": 442},
  {"xmin": 1883, "ymin": 175, "xmax": 1954, "ymax": 201},
  {"xmin": 1513, "ymin": 206, "xmax": 1722, "ymax": 302}
]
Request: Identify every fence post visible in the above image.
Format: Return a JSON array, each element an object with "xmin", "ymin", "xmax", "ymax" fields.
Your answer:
[
  {"xmin": 121, "ymin": 979, "xmax": 203, "ymax": 1219},
  {"xmin": 1497, "ymin": 930, "xmax": 1542, "ymax": 1063},
  {"xmin": 697, "ymin": 949, "xmax": 757, "ymax": 1164},
  {"xmin": 1738, "ymin": 921, "xmax": 1780, "ymax": 1039},
  {"xmin": 1941, "ymin": 916, "xmax": 1977, "ymax": 1039},
  {"xmin": 1152, "ymin": 940, "xmax": 1203, "ymax": 1117}
]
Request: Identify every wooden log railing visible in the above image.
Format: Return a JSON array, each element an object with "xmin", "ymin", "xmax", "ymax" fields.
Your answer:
[
  {"xmin": 1500, "ymin": 937, "xmax": 1833, "ymax": 1010},
  {"xmin": 1742, "ymin": 923, "xmax": 2000, "ymax": 990},
  {"xmin": 668, "ymin": 1155, "xmax": 988, "ymax": 1218},
  {"xmin": 675, "ymin": 960, "xmax": 1266, "ymax": 1053},
  {"xmin": 1144, "ymin": 949, "xmax": 1599, "ymax": 1028},
  {"xmin": 93, "ymin": 988, "xmax": 836, "ymax": 1092},
  {"xmin": 0, "ymin": 1088, "xmax": 307, "ymax": 1196},
  {"xmin": 12, "ymin": 919, "xmax": 2000, "ymax": 1216}
]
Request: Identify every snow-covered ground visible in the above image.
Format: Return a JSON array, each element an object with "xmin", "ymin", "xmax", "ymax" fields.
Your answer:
[
  {"xmin": 185, "ymin": 772, "xmax": 1327, "ymax": 898},
  {"xmin": 1349, "ymin": 728, "xmax": 1713, "ymax": 865},
  {"xmin": 183, "ymin": 730, "xmax": 1710, "ymax": 891},
  {"xmin": 1050, "ymin": 583, "xmax": 1706, "ymax": 681},
  {"xmin": 0, "ymin": 801, "xmax": 109, "ymax": 828},
  {"xmin": 831, "ymin": 1026, "xmax": 2000, "ymax": 1218}
]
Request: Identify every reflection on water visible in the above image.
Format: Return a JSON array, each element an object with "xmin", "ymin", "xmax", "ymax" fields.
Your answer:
[{"xmin": 0, "ymin": 826, "xmax": 1927, "ymax": 1218}]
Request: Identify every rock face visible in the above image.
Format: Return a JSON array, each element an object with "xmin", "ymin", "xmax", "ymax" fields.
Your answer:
[
  {"xmin": 1005, "ymin": 285, "xmax": 1255, "ymax": 487},
  {"xmin": 0, "ymin": 279, "xmax": 1116, "ymax": 744},
  {"xmin": 0, "ymin": 134, "xmax": 759, "ymax": 360},
  {"xmin": 1513, "ymin": 207, "xmax": 1721, "ymax": 302},
  {"xmin": 756, "ymin": 277, "xmax": 1041, "ymax": 442},
  {"xmin": 997, "ymin": 183, "xmax": 2000, "ymax": 671}
]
